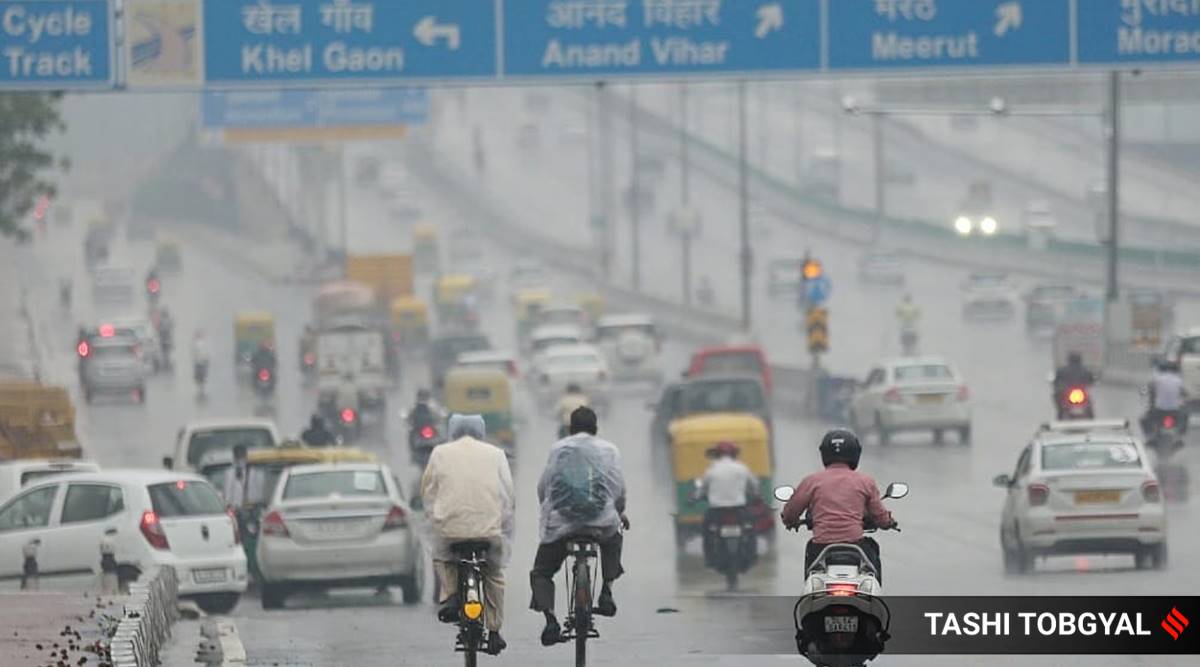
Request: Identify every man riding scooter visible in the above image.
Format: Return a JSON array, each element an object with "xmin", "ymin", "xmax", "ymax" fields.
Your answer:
[
  {"xmin": 1052, "ymin": 351, "xmax": 1096, "ymax": 420},
  {"xmin": 1142, "ymin": 358, "xmax": 1188, "ymax": 445},
  {"xmin": 693, "ymin": 442, "xmax": 759, "ymax": 574}
]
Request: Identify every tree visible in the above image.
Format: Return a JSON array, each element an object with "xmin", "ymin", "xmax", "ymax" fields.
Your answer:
[{"xmin": 0, "ymin": 93, "xmax": 67, "ymax": 241}]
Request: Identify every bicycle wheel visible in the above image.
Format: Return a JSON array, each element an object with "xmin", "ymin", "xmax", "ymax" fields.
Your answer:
[
  {"xmin": 573, "ymin": 556, "xmax": 592, "ymax": 667},
  {"xmin": 463, "ymin": 647, "xmax": 477, "ymax": 667}
]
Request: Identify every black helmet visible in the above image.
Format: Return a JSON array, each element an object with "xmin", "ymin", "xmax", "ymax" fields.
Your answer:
[
  {"xmin": 819, "ymin": 429, "xmax": 862, "ymax": 470},
  {"xmin": 566, "ymin": 383, "xmax": 583, "ymax": 394},
  {"xmin": 1067, "ymin": 351, "xmax": 1083, "ymax": 366},
  {"xmin": 416, "ymin": 388, "xmax": 431, "ymax": 402}
]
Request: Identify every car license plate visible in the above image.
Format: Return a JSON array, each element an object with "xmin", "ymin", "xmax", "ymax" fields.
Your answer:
[
  {"xmin": 825, "ymin": 616, "xmax": 859, "ymax": 633},
  {"xmin": 314, "ymin": 519, "xmax": 362, "ymax": 534},
  {"xmin": 718, "ymin": 525, "xmax": 743, "ymax": 538},
  {"xmin": 917, "ymin": 394, "xmax": 943, "ymax": 405},
  {"xmin": 192, "ymin": 568, "xmax": 228, "ymax": 584},
  {"xmin": 1074, "ymin": 490, "xmax": 1121, "ymax": 505}
]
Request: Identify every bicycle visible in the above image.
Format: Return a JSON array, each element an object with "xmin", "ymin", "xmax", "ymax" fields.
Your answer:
[
  {"xmin": 560, "ymin": 537, "xmax": 601, "ymax": 667},
  {"xmin": 450, "ymin": 541, "xmax": 491, "ymax": 667}
]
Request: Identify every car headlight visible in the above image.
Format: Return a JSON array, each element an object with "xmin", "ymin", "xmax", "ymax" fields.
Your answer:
[
  {"xmin": 954, "ymin": 216, "xmax": 973, "ymax": 235},
  {"xmin": 980, "ymin": 217, "xmax": 998, "ymax": 235}
]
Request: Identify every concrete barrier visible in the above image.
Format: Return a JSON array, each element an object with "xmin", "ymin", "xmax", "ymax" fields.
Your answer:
[{"xmin": 109, "ymin": 566, "xmax": 180, "ymax": 667}]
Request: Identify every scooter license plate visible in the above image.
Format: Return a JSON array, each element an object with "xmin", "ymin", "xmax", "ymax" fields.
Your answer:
[
  {"xmin": 718, "ymin": 525, "xmax": 743, "ymax": 538},
  {"xmin": 825, "ymin": 616, "xmax": 859, "ymax": 633}
]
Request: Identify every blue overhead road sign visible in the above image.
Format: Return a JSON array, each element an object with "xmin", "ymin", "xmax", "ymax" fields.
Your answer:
[
  {"xmin": 202, "ymin": 0, "xmax": 497, "ymax": 86},
  {"xmin": 827, "ymin": 0, "xmax": 1071, "ymax": 70},
  {"xmin": 502, "ymin": 0, "xmax": 821, "ymax": 79},
  {"xmin": 0, "ymin": 0, "xmax": 113, "ymax": 89},
  {"xmin": 1077, "ymin": 0, "xmax": 1200, "ymax": 65},
  {"xmin": 201, "ymin": 88, "xmax": 430, "ymax": 129}
]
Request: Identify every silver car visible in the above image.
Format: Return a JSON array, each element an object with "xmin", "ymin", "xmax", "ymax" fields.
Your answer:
[
  {"xmin": 256, "ymin": 463, "xmax": 423, "ymax": 609},
  {"xmin": 81, "ymin": 338, "xmax": 147, "ymax": 404},
  {"xmin": 594, "ymin": 314, "xmax": 663, "ymax": 385}
]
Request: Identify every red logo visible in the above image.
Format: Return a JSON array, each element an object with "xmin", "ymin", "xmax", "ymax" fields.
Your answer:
[{"xmin": 1161, "ymin": 607, "xmax": 1189, "ymax": 640}]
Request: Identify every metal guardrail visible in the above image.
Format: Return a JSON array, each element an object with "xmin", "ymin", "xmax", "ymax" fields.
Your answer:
[{"xmin": 109, "ymin": 566, "xmax": 180, "ymax": 667}]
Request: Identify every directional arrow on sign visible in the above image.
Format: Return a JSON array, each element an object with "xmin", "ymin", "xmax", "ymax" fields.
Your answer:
[
  {"xmin": 994, "ymin": 2, "xmax": 1023, "ymax": 38},
  {"xmin": 755, "ymin": 3, "xmax": 784, "ymax": 39},
  {"xmin": 415, "ymin": 16, "xmax": 461, "ymax": 51}
]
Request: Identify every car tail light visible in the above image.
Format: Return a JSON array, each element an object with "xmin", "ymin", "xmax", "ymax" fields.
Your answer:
[
  {"xmin": 957, "ymin": 385, "xmax": 970, "ymax": 402},
  {"xmin": 883, "ymin": 388, "xmax": 902, "ymax": 403},
  {"xmin": 1028, "ymin": 483, "xmax": 1050, "ymax": 507},
  {"xmin": 1142, "ymin": 480, "xmax": 1161, "ymax": 503},
  {"xmin": 826, "ymin": 582, "xmax": 859, "ymax": 597},
  {"xmin": 1163, "ymin": 414, "xmax": 1176, "ymax": 429},
  {"xmin": 1067, "ymin": 387, "xmax": 1087, "ymax": 405},
  {"xmin": 383, "ymin": 506, "xmax": 407, "ymax": 530},
  {"xmin": 227, "ymin": 508, "xmax": 241, "ymax": 545},
  {"xmin": 258, "ymin": 368, "xmax": 271, "ymax": 383},
  {"xmin": 420, "ymin": 425, "xmax": 435, "ymax": 439},
  {"xmin": 140, "ymin": 511, "xmax": 170, "ymax": 550},
  {"xmin": 341, "ymin": 408, "xmax": 357, "ymax": 423},
  {"xmin": 77, "ymin": 341, "xmax": 90, "ymax": 357},
  {"xmin": 262, "ymin": 510, "xmax": 289, "ymax": 537},
  {"xmin": 99, "ymin": 324, "xmax": 115, "ymax": 338}
]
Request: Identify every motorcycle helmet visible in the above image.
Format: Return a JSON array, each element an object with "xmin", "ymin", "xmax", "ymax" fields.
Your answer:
[
  {"xmin": 819, "ymin": 429, "xmax": 862, "ymax": 470},
  {"xmin": 566, "ymin": 383, "xmax": 583, "ymax": 395},
  {"xmin": 1067, "ymin": 351, "xmax": 1083, "ymax": 367},
  {"xmin": 416, "ymin": 388, "xmax": 431, "ymax": 403}
]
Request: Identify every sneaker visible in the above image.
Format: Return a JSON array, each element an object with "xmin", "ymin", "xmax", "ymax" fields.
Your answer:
[
  {"xmin": 594, "ymin": 586, "xmax": 617, "ymax": 617},
  {"xmin": 541, "ymin": 618, "xmax": 562, "ymax": 647},
  {"xmin": 487, "ymin": 632, "xmax": 507, "ymax": 655}
]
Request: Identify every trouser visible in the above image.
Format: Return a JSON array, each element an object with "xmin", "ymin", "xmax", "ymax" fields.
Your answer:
[
  {"xmin": 530, "ymin": 532, "xmax": 624, "ymax": 614},
  {"xmin": 804, "ymin": 537, "xmax": 882, "ymax": 585},
  {"xmin": 434, "ymin": 559, "xmax": 506, "ymax": 633}
]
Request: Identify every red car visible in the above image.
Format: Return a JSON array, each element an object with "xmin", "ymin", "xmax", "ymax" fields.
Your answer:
[{"xmin": 687, "ymin": 345, "xmax": 772, "ymax": 396}]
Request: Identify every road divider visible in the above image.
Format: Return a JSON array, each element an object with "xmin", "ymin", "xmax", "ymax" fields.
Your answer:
[{"xmin": 109, "ymin": 566, "xmax": 180, "ymax": 667}]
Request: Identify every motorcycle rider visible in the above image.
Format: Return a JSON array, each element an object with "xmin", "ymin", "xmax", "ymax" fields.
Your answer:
[
  {"xmin": 780, "ymin": 430, "xmax": 896, "ymax": 584},
  {"xmin": 251, "ymin": 340, "xmax": 277, "ymax": 380},
  {"xmin": 301, "ymin": 414, "xmax": 337, "ymax": 448},
  {"xmin": 409, "ymin": 388, "xmax": 444, "ymax": 433},
  {"xmin": 531, "ymin": 407, "xmax": 628, "ymax": 647},
  {"xmin": 191, "ymin": 329, "xmax": 210, "ymax": 389},
  {"xmin": 1142, "ymin": 358, "xmax": 1188, "ymax": 437},
  {"xmin": 157, "ymin": 307, "xmax": 175, "ymax": 359},
  {"xmin": 299, "ymin": 325, "xmax": 316, "ymax": 369},
  {"xmin": 421, "ymin": 414, "xmax": 514, "ymax": 656},
  {"xmin": 555, "ymin": 383, "xmax": 591, "ymax": 438},
  {"xmin": 1052, "ymin": 351, "xmax": 1095, "ymax": 416},
  {"xmin": 694, "ymin": 441, "xmax": 759, "ymax": 568}
]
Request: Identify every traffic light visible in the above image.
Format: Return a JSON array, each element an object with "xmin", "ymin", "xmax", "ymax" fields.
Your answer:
[
  {"xmin": 807, "ymin": 306, "xmax": 829, "ymax": 355},
  {"xmin": 802, "ymin": 258, "xmax": 824, "ymax": 281}
]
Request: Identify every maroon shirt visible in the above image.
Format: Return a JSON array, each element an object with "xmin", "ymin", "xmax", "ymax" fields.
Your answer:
[{"xmin": 780, "ymin": 463, "xmax": 894, "ymax": 543}]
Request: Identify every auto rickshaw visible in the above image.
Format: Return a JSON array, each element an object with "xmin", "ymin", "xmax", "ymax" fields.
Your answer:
[
  {"xmin": 390, "ymin": 295, "xmax": 430, "ymax": 352},
  {"xmin": 234, "ymin": 311, "xmax": 275, "ymax": 368},
  {"xmin": 413, "ymin": 223, "xmax": 439, "ymax": 274},
  {"xmin": 443, "ymin": 367, "xmax": 515, "ymax": 455},
  {"xmin": 154, "ymin": 237, "xmax": 183, "ymax": 273},
  {"xmin": 435, "ymin": 274, "xmax": 479, "ymax": 332},
  {"xmin": 576, "ymin": 292, "xmax": 606, "ymax": 322},
  {"xmin": 514, "ymin": 288, "xmax": 553, "ymax": 342},
  {"xmin": 233, "ymin": 443, "xmax": 378, "ymax": 581},
  {"xmin": 668, "ymin": 413, "xmax": 774, "ymax": 549}
]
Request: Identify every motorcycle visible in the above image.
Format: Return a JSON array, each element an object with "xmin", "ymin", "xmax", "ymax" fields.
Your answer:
[
  {"xmin": 253, "ymin": 365, "xmax": 276, "ymax": 397},
  {"xmin": 695, "ymin": 494, "xmax": 757, "ymax": 591},
  {"xmin": 899, "ymin": 327, "xmax": 918, "ymax": 356},
  {"xmin": 408, "ymin": 419, "xmax": 443, "ymax": 466},
  {"xmin": 774, "ymin": 482, "xmax": 908, "ymax": 667},
  {"xmin": 336, "ymin": 405, "xmax": 362, "ymax": 442},
  {"xmin": 1145, "ymin": 410, "xmax": 1185, "ymax": 458},
  {"xmin": 1056, "ymin": 385, "xmax": 1095, "ymax": 420},
  {"xmin": 145, "ymin": 275, "xmax": 162, "ymax": 305},
  {"xmin": 300, "ymin": 350, "xmax": 317, "ymax": 384}
]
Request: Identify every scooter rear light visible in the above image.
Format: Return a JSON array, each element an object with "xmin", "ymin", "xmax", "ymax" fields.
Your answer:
[
  {"xmin": 1142, "ymin": 480, "xmax": 1161, "ymax": 503},
  {"xmin": 1067, "ymin": 387, "xmax": 1087, "ymax": 405},
  {"xmin": 258, "ymin": 368, "xmax": 271, "ymax": 383},
  {"xmin": 303, "ymin": 353, "xmax": 315, "ymax": 366},
  {"xmin": 341, "ymin": 408, "xmax": 357, "ymax": 423},
  {"xmin": 1162, "ymin": 415, "xmax": 1176, "ymax": 429},
  {"xmin": 77, "ymin": 341, "xmax": 90, "ymax": 357},
  {"xmin": 826, "ymin": 582, "xmax": 859, "ymax": 597},
  {"xmin": 420, "ymin": 425, "xmax": 435, "ymax": 439},
  {"xmin": 1028, "ymin": 483, "xmax": 1050, "ymax": 507}
]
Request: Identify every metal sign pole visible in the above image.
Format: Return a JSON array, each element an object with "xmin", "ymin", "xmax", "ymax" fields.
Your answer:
[{"xmin": 738, "ymin": 80, "xmax": 752, "ymax": 331}]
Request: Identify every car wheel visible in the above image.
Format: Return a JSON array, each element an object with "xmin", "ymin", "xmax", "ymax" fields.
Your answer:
[
  {"xmin": 674, "ymin": 523, "xmax": 690, "ymax": 550},
  {"xmin": 194, "ymin": 592, "xmax": 240, "ymax": 615},
  {"xmin": 1136, "ymin": 544, "xmax": 1167, "ymax": 570},
  {"xmin": 261, "ymin": 583, "xmax": 287, "ymax": 610},
  {"xmin": 399, "ymin": 571, "xmax": 423, "ymax": 605},
  {"xmin": 959, "ymin": 425, "xmax": 972, "ymax": 445},
  {"xmin": 932, "ymin": 429, "xmax": 945, "ymax": 445},
  {"xmin": 875, "ymin": 414, "xmax": 891, "ymax": 447}
]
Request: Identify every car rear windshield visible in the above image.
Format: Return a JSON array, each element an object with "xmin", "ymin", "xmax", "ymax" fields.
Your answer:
[
  {"xmin": 149, "ymin": 481, "xmax": 226, "ymax": 517},
  {"xmin": 549, "ymin": 353, "xmax": 600, "ymax": 368},
  {"xmin": 595, "ymin": 324, "xmax": 655, "ymax": 341},
  {"xmin": 894, "ymin": 365, "xmax": 954, "ymax": 382},
  {"xmin": 1041, "ymin": 443, "xmax": 1142, "ymax": 471},
  {"xmin": 186, "ymin": 428, "xmax": 274, "ymax": 466},
  {"xmin": 282, "ymin": 470, "xmax": 387, "ymax": 500},
  {"xmin": 1180, "ymin": 337, "xmax": 1200, "ymax": 355},
  {"xmin": 681, "ymin": 381, "xmax": 765, "ymax": 414},
  {"xmin": 699, "ymin": 352, "xmax": 762, "ymax": 375}
]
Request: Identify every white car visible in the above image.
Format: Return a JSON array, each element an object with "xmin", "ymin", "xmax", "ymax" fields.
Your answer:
[
  {"xmin": 171, "ymin": 418, "xmax": 281, "ymax": 472},
  {"xmin": 455, "ymin": 350, "xmax": 519, "ymax": 379},
  {"xmin": 0, "ymin": 470, "xmax": 247, "ymax": 612},
  {"xmin": 0, "ymin": 460, "xmax": 101, "ymax": 504},
  {"xmin": 994, "ymin": 420, "xmax": 1167, "ymax": 573},
  {"xmin": 962, "ymin": 272, "xmax": 1018, "ymax": 320},
  {"xmin": 1161, "ymin": 328, "xmax": 1200, "ymax": 403},
  {"xmin": 256, "ymin": 463, "xmax": 423, "ymax": 609},
  {"xmin": 528, "ymin": 324, "xmax": 584, "ymax": 359},
  {"xmin": 593, "ymin": 314, "xmax": 663, "ymax": 384},
  {"xmin": 91, "ymin": 266, "xmax": 136, "ymax": 303},
  {"xmin": 108, "ymin": 318, "xmax": 163, "ymax": 373},
  {"xmin": 850, "ymin": 357, "xmax": 972, "ymax": 445},
  {"xmin": 533, "ymin": 344, "xmax": 611, "ymax": 410},
  {"xmin": 536, "ymin": 305, "xmax": 589, "ymax": 331}
]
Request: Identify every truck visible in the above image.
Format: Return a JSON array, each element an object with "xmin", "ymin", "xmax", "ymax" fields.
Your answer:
[
  {"xmin": 0, "ymin": 379, "xmax": 83, "ymax": 460},
  {"xmin": 316, "ymin": 324, "xmax": 389, "ymax": 418},
  {"xmin": 345, "ymin": 254, "xmax": 413, "ymax": 302}
]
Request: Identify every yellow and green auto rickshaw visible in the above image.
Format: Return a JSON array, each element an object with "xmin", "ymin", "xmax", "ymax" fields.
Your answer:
[
  {"xmin": 233, "ymin": 443, "xmax": 378, "ymax": 581},
  {"xmin": 234, "ymin": 311, "xmax": 275, "ymax": 368},
  {"xmin": 514, "ymin": 288, "xmax": 553, "ymax": 342},
  {"xmin": 390, "ymin": 295, "xmax": 430, "ymax": 353},
  {"xmin": 435, "ymin": 274, "xmax": 480, "ymax": 332},
  {"xmin": 576, "ymin": 292, "xmax": 606, "ymax": 323},
  {"xmin": 413, "ymin": 223, "xmax": 440, "ymax": 274},
  {"xmin": 443, "ymin": 367, "xmax": 515, "ymax": 455},
  {"xmin": 668, "ymin": 413, "xmax": 774, "ymax": 549}
]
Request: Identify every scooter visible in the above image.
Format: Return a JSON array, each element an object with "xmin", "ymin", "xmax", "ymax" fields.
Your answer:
[
  {"xmin": 408, "ymin": 420, "xmax": 442, "ymax": 466},
  {"xmin": 336, "ymin": 405, "xmax": 362, "ymax": 443},
  {"xmin": 697, "ymin": 501, "xmax": 757, "ymax": 591},
  {"xmin": 253, "ymin": 365, "xmax": 276, "ymax": 401},
  {"xmin": 1145, "ymin": 410, "xmax": 1185, "ymax": 458},
  {"xmin": 774, "ymin": 482, "xmax": 908, "ymax": 667},
  {"xmin": 300, "ymin": 350, "xmax": 317, "ymax": 385}
]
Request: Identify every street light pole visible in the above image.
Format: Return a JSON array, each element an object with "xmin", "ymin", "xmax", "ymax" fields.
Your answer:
[
  {"xmin": 597, "ymin": 82, "xmax": 614, "ymax": 280},
  {"xmin": 630, "ymin": 85, "xmax": 642, "ymax": 291},
  {"xmin": 738, "ymin": 80, "xmax": 752, "ymax": 331},
  {"xmin": 679, "ymin": 83, "xmax": 693, "ymax": 306},
  {"xmin": 1105, "ymin": 70, "xmax": 1121, "ymax": 303},
  {"xmin": 872, "ymin": 113, "xmax": 886, "ymax": 241}
]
